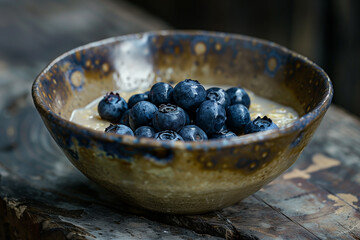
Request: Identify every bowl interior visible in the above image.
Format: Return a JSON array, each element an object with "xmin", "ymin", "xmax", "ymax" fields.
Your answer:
[{"xmin": 36, "ymin": 31, "xmax": 330, "ymax": 122}]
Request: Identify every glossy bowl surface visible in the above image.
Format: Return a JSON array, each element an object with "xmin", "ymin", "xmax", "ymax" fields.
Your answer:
[{"xmin": 32, "ymin": 30, "xmax": 333, "ymax": 214}]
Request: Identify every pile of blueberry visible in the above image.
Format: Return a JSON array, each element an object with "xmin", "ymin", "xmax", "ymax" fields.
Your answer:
[{"xmin": 98, "ymin": 79, "xmax": 278, "ymax": 141}]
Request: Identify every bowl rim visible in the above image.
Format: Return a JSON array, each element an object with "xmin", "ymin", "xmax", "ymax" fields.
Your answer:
[{"xmin": 32, "ymin": 30, "xmax": 333, "ymax": 150}]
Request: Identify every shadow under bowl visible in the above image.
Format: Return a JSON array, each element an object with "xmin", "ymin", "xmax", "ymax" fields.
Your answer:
[{"xmin": 32, "ymin": 30, "xmax": 333, "ymax": 214}]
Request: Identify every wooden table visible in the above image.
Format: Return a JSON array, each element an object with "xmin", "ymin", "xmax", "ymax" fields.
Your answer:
[{"xmin": 1, "ymin": 1, "xmax": 360, "ymax": 239}]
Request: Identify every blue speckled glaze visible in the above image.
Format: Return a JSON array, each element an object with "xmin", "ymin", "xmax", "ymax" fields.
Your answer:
[
  {"xmin": 290, "ymin": 131, "xmax": 305, "ymax": 148},
  {"xmin": 67, "ymin": 66, "xmax": 85, "ymax": 91},
  {"xmin": 161, "ymin": 36, "xmax": 184, "ymax": 55},
  {"xmin": 264, "ymin": 50, "xmax": 284, "ymax": 77},
  {"xmin": 190, "ymin": 35, "xmax": 211, "ymax": 55},
  {"xmin": 32, "ymin": 30, "xmax": 333, "ymax": 214}
]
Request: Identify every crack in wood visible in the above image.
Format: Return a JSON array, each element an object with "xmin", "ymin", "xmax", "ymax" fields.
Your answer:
[
  {"xmin": 316, "ymin": 184, "xmax": 360, "ymax": 214},
  {"xmin": 282, "ymin": 190, "xmax": 319, "ymax": 201},
  {"xmin": 335, "ymin": 221, "xmax": 360, "ymax": 240},
  {"xmin": 253, "ymin": 195, "xmax": 322, "ymax": 240},
  {"xmin": 0, "ymin": 162, "xmax": 13, "ymax": 175},
  {"xmin": 350, "ymin": 232, "xmax": 360, "ymax": 240},
  {"xmin": 215, "ymin": 211, "xmax": 259, "ymax": 240}
]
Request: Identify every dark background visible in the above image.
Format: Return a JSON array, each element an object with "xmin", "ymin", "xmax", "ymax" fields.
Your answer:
[{"xmin": 124, "ymin": 0, "xmax": 360, "ymax": 116}]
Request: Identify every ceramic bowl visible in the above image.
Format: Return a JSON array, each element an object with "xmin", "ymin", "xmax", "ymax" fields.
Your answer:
[{"xmin": 32, "ymin": 30, "xmax": 333, "ymax": 214}]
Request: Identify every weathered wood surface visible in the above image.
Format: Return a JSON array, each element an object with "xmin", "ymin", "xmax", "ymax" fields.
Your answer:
[{"xmin": 1, "ymin": 0, "xmax": 360, "ymax": 239}]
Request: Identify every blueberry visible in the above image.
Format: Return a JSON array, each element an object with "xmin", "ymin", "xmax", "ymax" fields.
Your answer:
[
  {"xmin": 184, "ymin": 110, "xmax": 191, "ymax": 125},
  {"xmin": 105, "ymin": 124, "xmax": 134, "ymax": 136},
  {"xmin": 226, "ymin": 87, "xmax": 251, "ymax": 108},
  {"xmin": 98, "ymin": 92, "xmax": 128, "ymax": 123},
  {"xmin": 154, "ymin": 130, "xmax": 183, "ymax": 141},
  {"xmin": 244, "ymin": 116, "xmax": 279, "ymax": 134},
  {"xmin": 134, "ymin": 126, "xmax": 155, "ymax": 138},
  {"xmin": 128, "ymin": 92, "xmax": 149, "ymax": 108},
  {"xmin": 210, "ymin": 130, "xmax": 237, "ymax": 139},
  {"xmin": 195, "ymin": 100, "xmax": 227, "ymax": 135},
  {"xmin": 149, "ymin": 82, "xmax": 173, "ymax": 106},
  {"xmin": 178, "ymin": 125, "xmax": 208, "ymax": 141},
  {"xmin": 226, "ymin": 104, "xmax": 251, "ymax": 133},
  {"xmin": 173, "ymin": 79, "xmax": 206, "ymax": 111},
  {"xmin": 152, "ymin": 104, "xmax": 186, "ymax": 132},
  {"xmin": 129, "ymin": 101, "xmax": 158, "ymax": 130},
  {"xmin": 206, "ymin": 87, "xmax": 230, "ymax": 108},
  {"xmin": 219, "ymin": 124, "xmax": 229, "ymax": 132},
  {"xmin": 119, "ymin": 109, "xmax": 130, "ymax": 127}
]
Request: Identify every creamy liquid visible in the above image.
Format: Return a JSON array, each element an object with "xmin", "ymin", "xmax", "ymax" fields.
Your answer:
[{"xmin": 69, "ymin": 86, "xmax": 298, "ymax": 131}]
